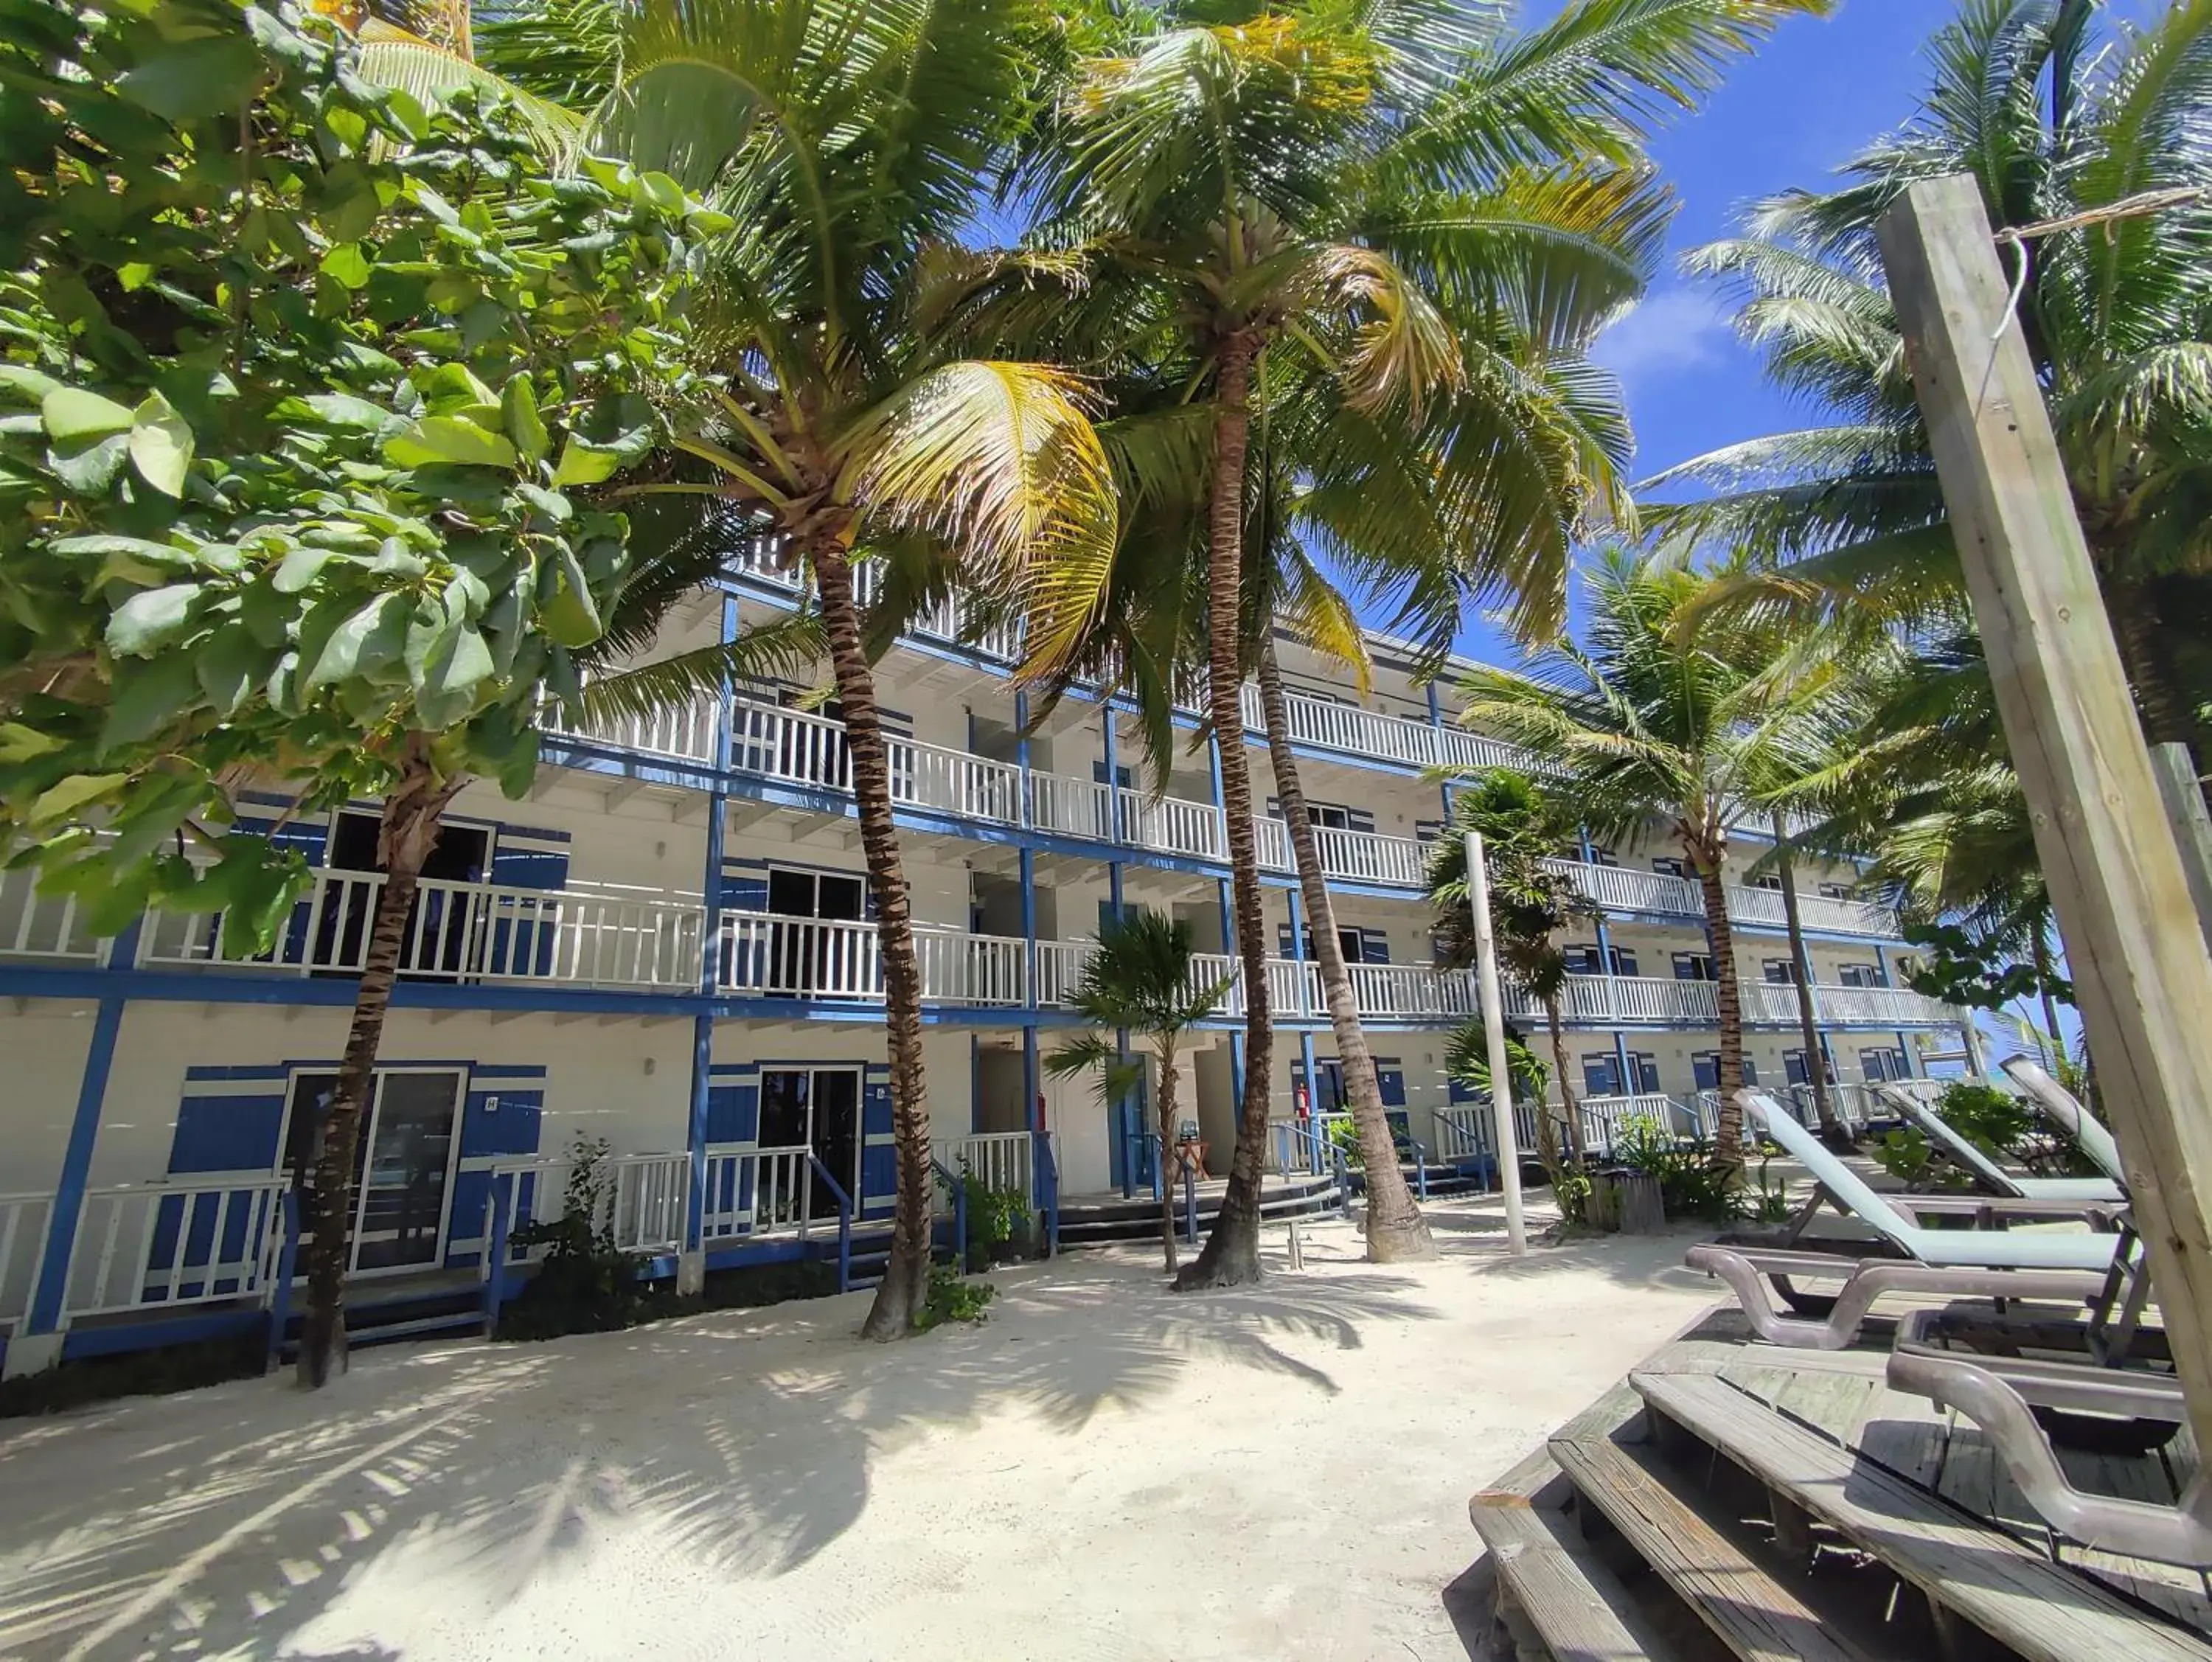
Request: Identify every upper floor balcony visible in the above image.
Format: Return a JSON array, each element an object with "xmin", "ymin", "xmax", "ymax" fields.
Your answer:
[
  {"xmin": 552, "ymin": 695, "xmax": 1435, "ymax": 889},
  {"xmin": 1, "ymin": 865, "xmax": 1961, "ymax": 1034},
  {"xmin": 1539, "ymin": 858, "xmax": 1902, "ymax": 941}
]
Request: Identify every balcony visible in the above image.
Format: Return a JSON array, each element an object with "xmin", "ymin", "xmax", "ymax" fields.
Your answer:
[
  {"xmin": 551, "ymin": 697, "xmax": 1436, "ymax": 887},
  {"xmin": 1538, "ymin": 858, "xmax": 1904, "ymax": 941},
  {"xmin": 1498, "ymin": 973, "xmax": 1960, "ymax": 1031}
]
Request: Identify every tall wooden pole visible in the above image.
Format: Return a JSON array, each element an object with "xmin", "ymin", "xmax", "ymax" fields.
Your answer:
[
  {"xmin": 1879, "ymin": 174, "xmax": 2212, "ymax": 1453},
  {"xmin": 1466, "ymin": 831, "xmax": 1527, "ymax": 1255}
]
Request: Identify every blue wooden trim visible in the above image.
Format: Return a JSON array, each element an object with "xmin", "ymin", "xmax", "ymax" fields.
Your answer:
[
  {"xmin": 1298, "ymin": 1031, "xmax": 1318, "ymax": 1116},
  {"xmin": 27, "ymin": 963, "xmax": 132, "ymax": 1335},
  {"xmin": 1023, "ymin": 1026, "xmax": 1040, "ymax": 1134},
  {"xmin": 970, "ymin": 1035, "xmax": 982, "ymax": 1134}
]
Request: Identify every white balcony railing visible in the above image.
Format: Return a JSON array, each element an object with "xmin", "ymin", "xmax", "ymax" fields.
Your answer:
[
  {"xmin": 942, "ymin": 1131, "xmax": 1033, "ymax": 1198},
  {"xmin": 138, "ymin": 872, "xmax": 706, "ymax": 990},
  {"xmin": 700, "ymin": 1144, "xmax": 825, "ymax": 1240},
  {"xmin": 715, "ymin": 911, "xmax": 1028, "ymax": 1006},
  {"xmin": 1540, "ymin": 858, "xmax": 1902, "ymax": 940},
  {"xmin": 0, "ymin": 1192, "xmax": 55, "ymax": 1327},
  {"xmin": 493, "ymin": 1152, "xmax": 690, "ymax": 1259},
  {"xmin": 0, "ymin": 867, "xmax": 105, "ymax": 964},
  {"xmin": 55, "ymin": 1179, "xmax": 289, "ymax": 1319}
]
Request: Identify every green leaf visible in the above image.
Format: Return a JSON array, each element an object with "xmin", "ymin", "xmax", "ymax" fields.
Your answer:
[
  {"xmin": 195, "ymin": 625, "xmax": 269, "ymax": 716},
  {"xmin": 47, "ymin": 433, "xmax": 128, "ymax": 495},
  {"xmin": 116, "ymin": 35, "xmax": 262, "ymax": 122},
  {"xmin": 41, "ymin": 387, "xmax": 135, "ymax": 444},
  {"xmin": 515, "ymin": 482, "xmax": 572, "ymax": 522},
  {"xmin": 320, "ymin": 243, "xmax": 372, "ymax": 289},
  {"xmin": 105, "ymin": 583, "xmax": 200, "ymax": 656},
  {"xmin": 128, "ymin": 391, "xmax": 194, "ymax": 497},
  {"xmin": 279, "ymin": 392, "xmax": 393, "ymax": 431},
  {"xmin": 271, "ymin": 543, "xmax": 341, "ymax": 594},
  {"xmin": 501, "ymin": 375, "xmax": 550, "ymax": 465},
  {"xmin": 542, "ymin": 545, "xmax": 604, "ymax": 647},
  {"xmin": 552, "ymin": 434, "xmax": 621, "ymax": 487},
  {"xmin": 103, "ymin": 656, "xmax": 198, "ymax": 749},
  {"xmin": 0, "ymin": 722, "xmax": 62, "ymax": 764},
  {"xmin": 0, "ymin": 364, "xmax": 61, "ymax": 404},
  {"xmin": 31, "ymin": 779, "xmax": 128, "ymax": 832},
  {"xmin": 384, "ymin": 417, "xmax": 518, "ymax": 471},
  {"xmin": 305, "ymin": 591, "xmax": 409, "ymax": 688}
]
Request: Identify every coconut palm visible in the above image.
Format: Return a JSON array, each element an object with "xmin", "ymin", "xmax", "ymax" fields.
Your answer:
[
  {"xmin": 1453, "ymin": 550, "xmax": 1858, "ymax": 1169},
  {"xmin": 1044, "ymin": 911, "xmax": 1233, "ymax": 1272},
  {"xmin": 1014, "ymin": 0, "xmax": 1825, "ymax": 1287},
  {"xmin": 437, "ymin": 0, "xmax": 1124, "ymax": 1338},
  {"xmin": 1644, "ymin": 0, "xmax": 2212, "ymax": 759},
  {"xmin": 1425, "ymin": 770, "xmax": 1592, "ymax": 1178}
]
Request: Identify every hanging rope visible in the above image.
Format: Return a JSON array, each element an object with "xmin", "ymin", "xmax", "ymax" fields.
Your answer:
[{"xmin": 1986, "ymin": 186, "xmax": 2211, "ymax": 344}]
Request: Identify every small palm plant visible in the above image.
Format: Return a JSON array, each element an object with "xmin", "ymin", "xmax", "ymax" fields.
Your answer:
[{"xmin": 1045, "ymin": 911, "xmax": 1232, "ymax": 1273}]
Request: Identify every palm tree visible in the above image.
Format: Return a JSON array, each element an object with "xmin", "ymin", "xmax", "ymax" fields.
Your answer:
[
  {"xmin": 1644, "ymin": 0, "xmax": 2212, "ymax": 761},
  {"xmin": 1044, "ymin": 911, "xmax": 1233, "ymax": 1272},
  {"xmin": 1018, "ymin": 0, "xmax": 1823, "ymax": 1287},
  {"xmin": 1425, "ymin": 770, "xmax": 1592, "ymax": 1178},
  {"xmin": 453, "ymin": 0, "xmax": 1124, "ymax": 1338},
  {"xmin": 1453, "ymin": 550, "xmax": 1856, "ymax": 1170}
]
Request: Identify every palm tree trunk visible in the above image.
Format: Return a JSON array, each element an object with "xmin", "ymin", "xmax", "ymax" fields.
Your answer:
[
  {"xmin": 2107, "ymin": 574, "xmax": 2206, "ymax": 761},
  {"xmin": 1178, "ymin": 333, "xmax": 1271, "ymax": 1291},
  {"xmin": 2031, "ymin": 923, "xmax": 2070, "ymax": 1068},
  {"xmin": 816, "ymin": 544, "xmax": 933, "ymax": 1340},
  {"xmin": 1155, "ymin": 1042, "xmax": 1181, "ymax": 1274},
  {"xmin": 1692, "ymin": 844, "xmax": 1746, "ymax": 1175},
  {"xmin": 1543, "ymin": 999, "xmax": 1583, "ymax": 1173},
  {"xmin": 1253, "ymin": 639, "xmax": 1434, "ymax": 1263},
  {"xmin": 1772, "ymin": 820, "xmax": 1839, "ymax": 1141},
  {"xmin": 297, "ymin": 738, "xmax": 463, "ymax": 1387}
]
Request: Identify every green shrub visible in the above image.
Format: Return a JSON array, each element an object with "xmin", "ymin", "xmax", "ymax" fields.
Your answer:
[
  {"xmin": 913, "ymin": 1267, "xmax": 996, "ymax": 1331},
  {"xmin": 1935, "ymin": 1082, "xmax": 2036, "ymax": 1159},
  {"xmin": 959, "ymin": 1172, "xmax": 1034, "ymax": 1264},
  {"xmin": 495, "ymin": 1136, "xmax": 647, "ymax": 1341}
]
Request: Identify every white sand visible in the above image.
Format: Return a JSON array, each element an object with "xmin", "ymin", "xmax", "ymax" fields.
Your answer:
[{"xmin": 0, "ymin": 1196, "xmax": 1722, "ymax": 1661}]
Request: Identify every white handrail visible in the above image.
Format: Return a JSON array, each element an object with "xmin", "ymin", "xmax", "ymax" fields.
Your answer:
[
  {"xmin": 941, "ymin": 1132, "xmax": 1033, "ymax": 1200},
  {"xmin": 717, "ymin": 911, "xmax": 1029, "ymax": 1005},
  {"xmin": 700, "ymin": 1144, "xmax": 821, "ymax": 1240},
  {"xmin": 58, "ymin": 1179, "xmax": 289, "ymax": 1318},
  {"xmin": 0, "ymin": 869, "xmax": 103, "ymax": 963}
]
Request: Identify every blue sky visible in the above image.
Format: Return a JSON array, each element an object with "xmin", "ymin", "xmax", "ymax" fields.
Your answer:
[{"xmin": 1430, "ymin": 0, "xmax": 2158, "ymax": 667}]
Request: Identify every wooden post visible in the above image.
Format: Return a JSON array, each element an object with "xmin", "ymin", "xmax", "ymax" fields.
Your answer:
[
  {"xmin": 1467, "ymin": 831, "xmax": 1528, "ymax": 1255},
  {"xmin": 1878, "ymin": 173, "xmax": 2212, "ymax": 1455},
  {"xmin": 2151, "ymin": 743, "xmax": 2212, "ymax": 958}
]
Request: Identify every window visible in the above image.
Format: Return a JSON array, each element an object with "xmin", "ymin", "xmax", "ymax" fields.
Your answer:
[
  {"xmin": 321, "ymin": 810, "xmax": 493, "ymax": 977},
  {"xmin": 1587, "ymin": 846, "xmax": 1620, "ymax": 868},
  {"xmin": 1752, "ymin": 873, "xmax": 1784, "ymax": 891},
  {"xmin": 1607, "ymin": 945, "xmax": 1640, "ymax": 978},
  {"xmin": 1652, "ymin": 857, "xmax": 1686, "ymax": 878},
  {"xmin": 1562, "ymin": 943, "xmax": 1605, "ymax": 976},
  {"xmin": 1700, "ymin": 1051, "xmax": 1761, "ymax": 1087},
  {"xmin": 1763, "ymin": 959, "xmax": 1798, "ymax": 985},
  {"xmin": 765, "ymin": 867, "xmax": 867, "ymax": 995},
  {"xmin": 282, "ymin": 1069, "xmax": 465, "ymax": 1273},
  {"xmin": 1672, "ymin": 951, "xmax": 1714, "ymax": 981},
  {"xmin": 1627, "ymin": 1051, "xmax": 1660, "ymax": 1093},
  {"xmin": 1860, "ymin": 1047, "xmax": 1910, "ymax": 1083},
  {"xmin": 1784, "ymin": 1049, "xmax": 1811, "ymax": 1086},
  {"xmin": 1818, "ymin": 882, "xmax": 1854, "ymax": 900},
  {"xmin": 1582, "ymin": 1054, "xmax": 1623, "ymax": 1097},
  {"xmin": 1837, "ymin": 962, "xmax": 1885, "ymax": 988}
]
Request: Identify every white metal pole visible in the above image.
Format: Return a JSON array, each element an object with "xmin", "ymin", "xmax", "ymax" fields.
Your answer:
[{"xmin": 1466, "ymin": 831, "xmax": 1527, "ymax": 1255}]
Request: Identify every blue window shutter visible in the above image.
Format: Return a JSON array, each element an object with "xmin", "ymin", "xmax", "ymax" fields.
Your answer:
[
  {"xmin": 723, "ymin": 873, "xmax": 769, "ymax": 911},
  {"xmin": 1362, "ymin": 931, "xmax": 1390, "ymax": 964},
  {"xmin": 1694, "ymin": 1053, "xmax": 1719, "ymax": 1090},
  {"xmin": 1376, "ymin": 1068, "xmax": 1406, "ymax": 1108},
  {"xmin": 863, "ymin": 1079, "xmax": 893, "ymax": 1136},
  {"xmin": 705, "ymin": 1084, "xmax": 758, "ymax": 1144},
  {"xmin": 168, "ymin": 1092, "xmax": 286, "ymax": 1173},
  {"xmin": 490, "ymin": 845, "xmax": 568, "ymax": 890},
  {"xmin": 1346, "ymin": 808, "xmax": 1376, "ymax": 835},
  {"xmin": 459, "ymin": 1086, "xmax": 542, "ymax": 1158},
  {"xmin": 1447, "ymin": 1075, "xmax": 1477, "ymax": 1103},
  {"xmin": 1276, "ymin": 923, "xmax": 1296, "ymax": 957}
]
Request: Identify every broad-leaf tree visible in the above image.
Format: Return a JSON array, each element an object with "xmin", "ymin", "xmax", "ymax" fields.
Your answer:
[
  {"xmin": 0, "ymin": 0, "xmax": 710, "ymax": 1384},
  {"xmin": 1044, "ymin": 911, "xmax": 1231, "ymax": 1273},
  {"xmin": 1453, "ymin": 552, "xmax": 1856, "ymax": 1169}
]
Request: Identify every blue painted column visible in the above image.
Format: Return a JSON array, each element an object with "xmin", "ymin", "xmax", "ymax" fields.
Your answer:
[
  {"xmin": 684, "ymin": 594, "xmax": 737, "ymax": 1256},
  {"xmin": 1872, "ymin": 943, "xmax": 1916, "ymax": 1078},
  {"xmin": 24, "ymin": 919, "xmax": 140, "ymax": 1341},
  {"xmin": 1103, "ymin": 703, "xmax": 1136, "ymax": 1192}
]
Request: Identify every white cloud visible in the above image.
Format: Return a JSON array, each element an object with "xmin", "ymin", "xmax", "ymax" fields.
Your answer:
[{"xmin": 1590, "ymin": 286, "xmax": 1733, "ymax": 389}]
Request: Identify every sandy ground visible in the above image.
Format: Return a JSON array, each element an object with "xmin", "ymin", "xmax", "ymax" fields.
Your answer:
[{"xmin": 0, "ymin": 1195, "xmax": 1725, "ymax": 1662}]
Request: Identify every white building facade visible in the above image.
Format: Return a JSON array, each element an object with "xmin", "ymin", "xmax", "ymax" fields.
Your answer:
[{"xmin": 0, "ymin": 557, "xmax": 1966, "ymax": 1373}]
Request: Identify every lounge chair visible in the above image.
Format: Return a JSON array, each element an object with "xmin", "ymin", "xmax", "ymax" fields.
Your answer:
[
  {"xmin": 1683, "ymin": 1091, "xmax": 2121, "ymax": 1349},
  {"xmin": 1874, "ymin": 1082, "xmax": 2125, "ymax": 1204},
  {"xmin": 2000, "ymin": 1057, "xmax": 2129, "ymax": 1185}
]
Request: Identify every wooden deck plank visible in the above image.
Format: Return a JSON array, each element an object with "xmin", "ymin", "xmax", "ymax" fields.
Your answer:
[
  {"xmin": 1549, "ymin": 1431, "xmax": 1876, "ymax": 1662},
  {"xmin": 1473, "ymin": 1478, "xmax": 1674, "ymax": 1662},
  {"xmin": 1635, "ymin": 1369, "xmax": 2212, "ymax": 1662}
]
